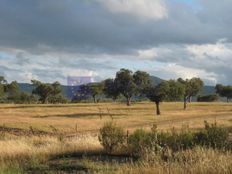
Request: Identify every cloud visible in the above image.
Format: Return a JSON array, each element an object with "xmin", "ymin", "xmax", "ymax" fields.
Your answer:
[
  {"xmin": 98, "ymin": 0, "xmax": 168, "ymax": 20},
  {"xmin": 137, "ymin": 48, "xmax": 158, "ymax": 60},
  {"xmin": 163, "ymin": 64, "xmax": 217, "ymax": 84},
  {"xmin": 1, "ymin": 0, "xmax": 232, "ymax": 55},
  {"xmin": 186, "ymin": 39, "xmax": 232, "ymax": 60},
  {"xmin": 136, "ymin": 40, "xmax": 232, "ymax": 84},
  {"xmin": 0, "ymin": 0, "xmax": 232, "ymax": 85}
]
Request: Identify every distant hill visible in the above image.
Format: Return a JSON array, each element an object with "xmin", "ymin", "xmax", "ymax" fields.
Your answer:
[
  {"xmin": 200, "ymin": 85, "xmax": 216, "ymax": 95},
  {"xmin": 18, "ymin": 77, "xmax": 216, "ymax": 100},
  {"xmin": 149, "ymin": 76, "xmax": 216, "ymax": 96},
  {"xmin": 18, "ymin": 76, "xmax": 164, "ymax": 99},
  {"xmin": 149, "ymin": 76, "xmax": 163, "ymax": 85},
  {"xmin": 18, "ymin": 83, "xmax": 73, "ymax": 99},
  {"xmin": 18, "ymin": 83, "xmax": 33, "ymax": 93}
]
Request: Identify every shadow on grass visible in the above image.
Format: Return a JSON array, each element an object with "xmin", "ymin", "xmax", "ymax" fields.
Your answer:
[
  {"xmin": 33, "ymin": 113, "xmax": 125, "ymax": 119},
  {"xmin": 0, "ymin": 104, "xmax": 99, "ymax": 110},
  {"xmin": 27, "ymin": 163, "xmax": 88, "ymax": 174},
  {"xmin": 52, "ymin": 150, "xmax": 137, "ymax": 164},
  {"xmin": 27, "ymin": 151, "xmax": 137, "ymax": 174},
  {"xmin": 111, "ymin": 107, "xmax": 153, "ymax": 111}
]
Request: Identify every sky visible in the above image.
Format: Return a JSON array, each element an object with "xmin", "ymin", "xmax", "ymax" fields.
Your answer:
[{"xmin": 0, "ymin": 0, "xmax": 232, "ymax": 85}]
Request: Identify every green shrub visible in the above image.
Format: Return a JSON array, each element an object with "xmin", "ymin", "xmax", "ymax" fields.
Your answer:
[
  {"xmin": 176, "ymin": 130, "xmax": 195, "ymax": 150},
  {"xmin": 98, "ymin": 122, "xmax": 125, "ymax": 154},
  {"xmin": 195, "ymin": 121, "xmax": 229, "ymax": 149},
  {"xmin": 99, "ymin": 121, "xmax": 230, "ymax": 158},
  {"xmin": 157, "ymin": 129, "xmax": 194, "ymax": 151},
  {"xmin": 128, "ymin": 129, "xmax": 162, "ymax": 159},
  {"xmin": 128, "ymin": 129, "xmax": 152, "ymax": 155},
  {"xmin": 128, "ymin": 127, "xmax": 195, "ymax": 157},
  {"xmin": 197, "ymin": 95, "xmax": 218, "ymax": 102},
  {"xmin": 156, "ymin": 131, "xmax": 171, "ymax": 147}
]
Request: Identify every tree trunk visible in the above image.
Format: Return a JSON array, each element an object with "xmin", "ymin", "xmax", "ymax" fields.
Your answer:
[
  {"xmin": 155, "ymin": 102, "xmax": 161, "ymax": 115},
  {"xmin": 188, "ymin": 96, "xmax": 192, "ymax": 103},
  {"xmin": 184, "ymin": 97, "xmax": 187, "ymax": 110},
  {"xmin": 93, "ymin": 95, "xmax": 96, "ymax": 103},
  {"xmin": 43, "ymin": 97, "xmax": 48, "ymax": 104},
  {"xmin": 227, "ymin": 97, "xmax": 229, "ymax": 103},
  {"xmin": 126, "ymin": 97, "xmax": 131, "ymax": 106}
]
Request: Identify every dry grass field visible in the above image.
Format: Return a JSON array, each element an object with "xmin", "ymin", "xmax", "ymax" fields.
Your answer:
[
  {"xmin": 0, "ymin": 102, "xmax": 232, "ymax": 134},
  {"xmin": 1, "ymin": 102, "xmax": 232, "ymax": 173}
]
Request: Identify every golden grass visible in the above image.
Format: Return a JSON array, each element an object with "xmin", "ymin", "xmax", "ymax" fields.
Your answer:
[
  {"xmin": 0, "ymin": 134, "xmax": 102, "ymax": 172},
  {"xmin": 2, "ymin": 134, "xmax": 232, "ymax": 174},
  {"xmin": 115, "ymin": 147, "xmax": 232, "ymax": 174},
  {"xmin": 0, "ymin": 102, "xmax": 232, "ymax": 134},
  {"xmin": 0, "ymin": 102, "xmax": 232, "ymax": 173}
]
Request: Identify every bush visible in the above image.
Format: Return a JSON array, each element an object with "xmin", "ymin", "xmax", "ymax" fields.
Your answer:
[
  {"xmin": 157, "ymin": 129, "xmax": 194, "ymax": 151},
  {"xmin": 128, "ymin": 126, "xmax": 196, "ymax": 157},
  {"xmin": 98, "ymin": 122, "xmax": 125, "ymax": 154},
  {"xmin": 157, "ymin": 122, "xmax": 228, "ymax": 151},
  {"xmin": 48, "ymin": 95, "xmax": 68, "ymax": 104},
  {"xmin": 128, "ymin": 129, "xmax": 154, "ymax": 156},
  {"xmin": 195, "ymin": 121, "xmax": 229, "ymax": 149},
  {"xmin": 177, "ymin": 131, "xmax": 195, "ymax": 150},
  {"xmin": 128, "ymin": 129, "xmax": 163, "ymax": 161},
  {"xmin": 98, "ymin": 121, "xmax": 229, "ymax": 158},
  {"xmin": 197, "ymin": 95, "xmax": 218, "ymax": 102}
]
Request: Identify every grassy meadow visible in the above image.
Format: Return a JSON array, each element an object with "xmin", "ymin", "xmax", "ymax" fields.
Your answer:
[
  {"xmin": 1, "ymin": 102, "xmax": 232, "ymax": 133},
  {"xmin": 1, "ymin": 102, "xmax": 232, "ymax": 173}
]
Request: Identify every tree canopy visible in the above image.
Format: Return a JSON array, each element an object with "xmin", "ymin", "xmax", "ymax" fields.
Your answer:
[
  {"xmin": 215, "ymin": 84, "xmax": 232, "ymax": 102},
  {"xmin": 113, "ymin": 69, "xmax": 152, "ymax": 106},
  {"xmin": 103, "ymin": 79, "xmax": 120, "ymax": 101},
  {"xmin": 115, "ymin": 69, "xmax": 138, "ymax": 106},
  {"xmin": 6, "ymin": 81, "xmax": 20, "ymax": 101},
  {"xmin": 178, "ymin": 77, "xmax": 204, "ymax": 109},
  {"xmin": 32, "ymin": 80, "xmax": 63, "ymax": 104},
  {"xmin": 166, "ymin": 80, "xmax": 185, "ymax": 102},
  {"xmin": 0, "ymin": 76, "xmax": 7, "ymax": 98},
  {"xmin": 89, "ymin": 83, "xmax": 103, "ymax": 103},
  {"xmin": 145, "ymin": 81, "xmax": 170, "ymax": 115}
]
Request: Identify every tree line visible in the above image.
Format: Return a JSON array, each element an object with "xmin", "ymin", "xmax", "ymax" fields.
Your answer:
[
  {"xmin": 0, "ymin": 76, "xmax": 67, "ymax": 104},
  {"xmin": 69, "ymin": 69, "xmax": 232, "ymax": 115},
  {"xmin": 71, "ymin": 69, "xmax": 204, "ymax": 114},
  {"xmin": 102, "ymin": 69, "xmax": 204, "ymax": 115},
  {"xmin": 215, "ymin": 84, "xmax": 232, "ymax": 102},
  {"xmin": 1, "ymin": 69, "xmax": 232, "ymax": 115}
]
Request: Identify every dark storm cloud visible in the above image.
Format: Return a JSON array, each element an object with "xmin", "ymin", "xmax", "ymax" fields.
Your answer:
[{"xmin": 0, "ymin": 0, "xmax": 231, "ymax": 54}]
